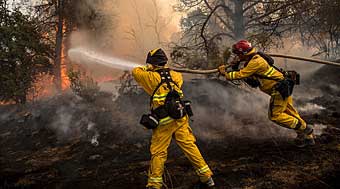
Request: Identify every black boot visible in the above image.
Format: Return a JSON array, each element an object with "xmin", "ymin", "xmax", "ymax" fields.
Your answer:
[
  {"xmin": 193, "ymin": 177, "xmax": 215, "ymax": 189},
  {"xmin": 294, "ymin": 125, "xmax": 315, "ymax": 148}
]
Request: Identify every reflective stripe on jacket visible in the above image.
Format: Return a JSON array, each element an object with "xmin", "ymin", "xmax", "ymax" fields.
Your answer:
[
  {"xmin": 225, "ymin": 54, "xmax": 285, "ymax": 94},
  {"xmin": 132, "ymin": 66, "xmax": 184, "ymax": 125}
]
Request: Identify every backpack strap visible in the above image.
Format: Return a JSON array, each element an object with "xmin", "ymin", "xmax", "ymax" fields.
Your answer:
[
  {"xmin": 247, "ymin": 52, "xmax": 284, "ymax": 82},
  {"xmin": 257, "ymin": 52, "xmax": 285, "ymax": 74},
  {"xmin": 149, "ymin": 68, "xmax": 179, "ymax": 109}
]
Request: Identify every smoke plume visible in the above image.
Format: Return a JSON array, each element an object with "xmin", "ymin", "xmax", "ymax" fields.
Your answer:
[
  {"xmin": 182, "ymin": 80, "xmax": 295, "ymax": 141},
  {"xmin": 69, "ymin": 0, "xmax": 180, "ymax": 62},
  {"xmin": 58, "ymin": 1, "xmax": 337, "ymax": 144}
]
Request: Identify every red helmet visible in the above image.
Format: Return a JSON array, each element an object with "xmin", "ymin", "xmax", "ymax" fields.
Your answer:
[{"xmin": 232, "ymin": 40, "xmax": 253, "ymax": 55}]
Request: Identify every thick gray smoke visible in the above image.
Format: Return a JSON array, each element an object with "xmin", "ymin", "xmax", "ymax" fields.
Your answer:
[
  {"xmin": 67, "ymin": 0, "xmax": 180, "ymax": 84},
  {"xmin": 269, "ymin": 40, "xmax": 326, "ymax": 102},
  {"xmin": 29, "ymin": 1, "xmax": 335, "ymax": 144},
  {"xmin": 69, "ymin": 0, "xmax": 180, "ymax": 62},
  {"xmin": 41, "ymin": 97, "xmax": 101, "ymax": 144},
  {"xmin": 182, "ymin": 80, "xmax": 295, "ymax": 141}
]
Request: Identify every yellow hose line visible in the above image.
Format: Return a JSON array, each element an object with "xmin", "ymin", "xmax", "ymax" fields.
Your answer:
[
  {"xmin": 171, "ymin": 67, "xmax": 219, "ymax": 74},
  {"xmin": 171, "ymin": 54, "xmax": 340, "ymax": 74},
  {"xmin": 268, "ymin": 53, "xmax": 340, "ymax": 67}
]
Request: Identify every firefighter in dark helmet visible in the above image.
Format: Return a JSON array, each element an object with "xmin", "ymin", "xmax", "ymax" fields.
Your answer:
[
  {"xmin": 218, "ymin": 40, "xmax": 315, "ymax": 147},
  {"xmin": 132, "ymin": 48, "xmax": 214, "ymax": 189}
]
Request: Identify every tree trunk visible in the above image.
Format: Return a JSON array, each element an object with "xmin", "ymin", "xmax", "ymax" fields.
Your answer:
[
  {"xmin": 233, "ymin": 0, "xmax": 245, "ymax": 40},
  {"xmin": 54, "ymin": 0, "xmax": 64, "ymax": 92}
]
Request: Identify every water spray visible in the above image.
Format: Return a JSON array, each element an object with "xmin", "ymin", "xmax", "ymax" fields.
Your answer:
[
  {"xmin": 68, "ymin": 48, "xmax": 340, "ymax": 75},
  {"xmin": 68, "ymin": 48, "xmax": 142, "ymax": 71}
]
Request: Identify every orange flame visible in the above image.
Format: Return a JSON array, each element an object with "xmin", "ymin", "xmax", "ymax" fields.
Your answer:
[
  {"xmin": 61, "ymin": 21, "xmax": 70, "ymax": 90},
  {"xmin": 28, "ymin": 73, "xmax": 55, "ymax": 100},
  {"xmin": 0, "ymin": 101, "xmax": 15, "ymax": 105},
  {"xmin": 0, "ymin": 22, "xmax": 71, "ymax": 105},
  {"xmin": 61, "ymin": 44, "xmax": 70, "ymax": 90}
]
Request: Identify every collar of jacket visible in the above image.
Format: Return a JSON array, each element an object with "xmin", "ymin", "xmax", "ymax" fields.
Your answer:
[
  {"xmin": 244, "ymin": 52, "xmax": 258, "ymax": 67},
  {"xmin": 150, "ymin": 66, "xmax": 169, "ymax": 71}
]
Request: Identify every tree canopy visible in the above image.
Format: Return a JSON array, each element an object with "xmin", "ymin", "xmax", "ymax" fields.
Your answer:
[
  {"xmin": 0, "ymin": 1, "xmax": 52, "ymax": 103},
  {"xmin": 173, "ymin": 0, "xmax": 340, "ymax": 68}
]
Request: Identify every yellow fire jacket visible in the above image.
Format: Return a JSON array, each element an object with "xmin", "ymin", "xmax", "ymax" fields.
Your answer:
[
  {"xmin": 132, "ymin": 66, "xmax": 184, "ymax": 108},
  {"xmin": 225, "ymin": 54, "xmax": 284, "ymax": 94}
]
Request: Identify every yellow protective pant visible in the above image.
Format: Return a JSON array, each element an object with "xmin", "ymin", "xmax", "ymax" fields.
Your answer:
[
  {"xmin": 268, "ymin": 91, "xmax": 312, "ymax": 138},
  {"xmin": 147, "ymin": 116, "xmax": 213, "ymax": 189}
]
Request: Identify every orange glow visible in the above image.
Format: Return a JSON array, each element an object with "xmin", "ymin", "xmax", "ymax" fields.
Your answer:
[
  {"xmin": 61, "ymin": 44, "xmax": 70, "ymax": 90},
  {"xmin": 61, "ymin": 21, "xmax": 70, "ymax": 90},
  {"xmin": 96, "ymin": 76, "xmax": 115, "ymax": 83},
  {"xmin": 0, "ymin": 101, "xmax": 15, "ymax": 105},
  {"xmin": 1, "ymin": 22, "xmax": 71, "ymax": 105},
  {"xmin": 27, "ymin": 73, "xmax": 56, "ymax": 101}
]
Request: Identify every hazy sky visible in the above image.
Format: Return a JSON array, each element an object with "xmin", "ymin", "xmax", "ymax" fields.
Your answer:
[
  {"xmin": 92, "ymin": 0, "xmax": 183, "ymax": 60},
  {"xmin": 157, "ymin": 0, "xmax": 182, "ymax": 29},
  {"xmin": 8, "ymin": 0, "xmax": 183, "ymax": 62},
  {"xmin": 68, "ymin": 0, "xmax": 184, "ymax": 79}
]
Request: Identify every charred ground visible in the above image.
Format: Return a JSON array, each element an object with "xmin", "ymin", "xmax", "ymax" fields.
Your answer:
[{"xmin": 1, "ymin": 65, "xmax": 340, "ymax": 189}]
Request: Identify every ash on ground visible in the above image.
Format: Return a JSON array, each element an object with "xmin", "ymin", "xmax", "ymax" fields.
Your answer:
[{"xmin": 1, "ymin": 65, "xmax": 340, "ymax": 189}]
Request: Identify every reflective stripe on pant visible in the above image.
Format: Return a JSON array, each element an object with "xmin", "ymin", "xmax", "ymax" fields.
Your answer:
[
  {"xmin": 147, "ymin": 116, "xmax": 213, "ymax": 189},
  {"xmin": 269, "ymin": 91, "xmax": 307, "ymax": 131}
]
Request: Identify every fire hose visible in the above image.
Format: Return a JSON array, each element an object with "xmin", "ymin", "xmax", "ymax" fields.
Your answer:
[{"xmin": 172, "ymin": 53, "xmax": 340, "ymax": 74}]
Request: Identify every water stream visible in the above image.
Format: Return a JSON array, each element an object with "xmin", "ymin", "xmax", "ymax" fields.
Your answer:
[{"xmin": 68, "ymin": 48, "xmax": 142, "ymax": 71}]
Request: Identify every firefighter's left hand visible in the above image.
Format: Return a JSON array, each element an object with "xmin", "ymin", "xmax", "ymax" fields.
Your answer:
[{"xmin": 218, "ymin": 65, "xmax": 226, "ymax": 75}]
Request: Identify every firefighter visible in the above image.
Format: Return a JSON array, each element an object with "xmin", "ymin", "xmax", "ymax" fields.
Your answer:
[
  {"xmin": 218, "ymin": 40, "xmax": 315, "ymax": 147},
  {"xmin": 132, "ymin": 48, "xmax": 214, "ymax": 189}
]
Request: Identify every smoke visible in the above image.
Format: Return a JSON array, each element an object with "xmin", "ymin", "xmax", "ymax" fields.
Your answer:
[
  {"xmin": 313, "ymin": 124, "xmax": 328, "ymax": 136},
  {"xmin": 69, "ymin": 0, "xmax": 180, "ymax": 62},
  {"xmin": 51, "ymin": 106, "xmax": 74, "ymax": 139},
  {"xmin": 182, "ymin": 80, "xmax": 296, "ymax": 141},
  {"xmin": 8, "ymin": 95, "xmax": 105, "ymax": 145},
  {"xmin": 87, "ymin": 122, "xmax": 99, "ymax": 146},
  {"xmin": 271, "ymin": 40, "xmax": 323, "ymax": 78},
  {"xmin": 62, "ymin": 1, "xmax": 335, "ymax": 144},
  {"xmin": 269, "ymin": 38, "xmax": 328, "ymax": 101},
  {"xmin": 49, "ymin": 100, "xmax": 100, "ymax": 143},
  {"xmin": 111, "ymin": 0, "xmax": 180, "ymax": 58},
  {"xmin": 298, "ymin": 103, "xmax": 326, "ymax": 113},
  {"xmin": 67, "ymin": 0, "xmax": 181, "ymax": 83}
]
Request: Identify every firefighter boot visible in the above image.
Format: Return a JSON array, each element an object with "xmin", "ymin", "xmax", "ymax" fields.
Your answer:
[
  {"xmin": 295, "ymin": 125, "xmax": 315, "ymax": 148},
  {"xmin": 193, "ymin": 177, "xmax": 215, "ymax": 189}
]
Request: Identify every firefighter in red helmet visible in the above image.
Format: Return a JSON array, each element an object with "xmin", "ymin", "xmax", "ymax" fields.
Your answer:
[{"xmin": 218, "ymin": 40, "xmax": 315, "ymax": 147}]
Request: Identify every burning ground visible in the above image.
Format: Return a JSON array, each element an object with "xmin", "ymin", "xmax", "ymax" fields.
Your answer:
[{"xmin": 1, "ymin": 65, "xmax": 340, "ymax": 189}]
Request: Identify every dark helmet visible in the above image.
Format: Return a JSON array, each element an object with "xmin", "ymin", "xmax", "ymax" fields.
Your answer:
[
  {"xmin": 232, "ymin": 40, "xmax": 253, "ymax": 55},
  {"xmin": 146, "ymin": 48, "xmax": 168, "ymax": 66}
]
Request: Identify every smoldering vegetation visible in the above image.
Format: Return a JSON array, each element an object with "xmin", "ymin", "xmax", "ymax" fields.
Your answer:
[
  {"xmin": 2, "ymin": 0, "xmax": 340, "ymax": 188},
  {"xmin": 1, "ymin": 64, "xmax": 338, "ymax": 146},
  {"xmin": 1, "ymin": 65, "xmax": 340, "ymax": 188}
]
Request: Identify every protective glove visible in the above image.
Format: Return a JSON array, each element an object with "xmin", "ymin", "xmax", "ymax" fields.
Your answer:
[
  {"xmin": 218, "ymin": 65, "xmax": 227, "ymax": 75},
  {"xmin": 141, "ymin": 64, "xmax": 153, "ymax": 71},
  {"xmin": 229, "ymin": 56, "xmax": 240, "ymax": 65},
  {"xmin": 229, "ymin": 56, "xmax": 241, "ymax": 71}
]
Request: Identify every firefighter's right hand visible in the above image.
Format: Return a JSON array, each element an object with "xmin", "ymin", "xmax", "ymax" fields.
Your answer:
[
  {"xmin": 229, "ymin": 56, "xmax": 240, "ymax": 66},
  {"xmin": 218, "ymin": 65, "xmax": 226, "ymax": 75}
]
